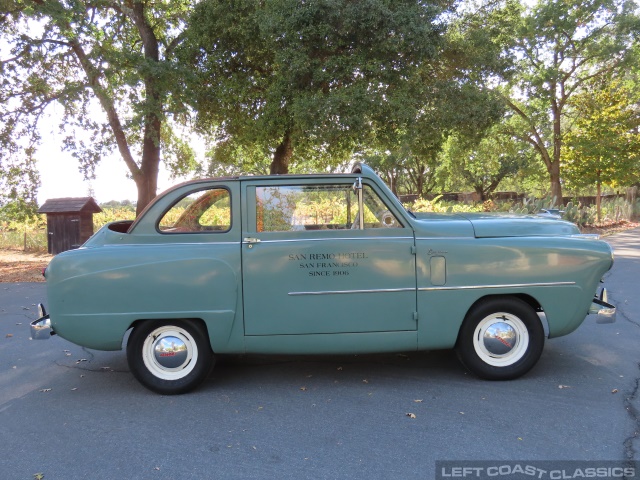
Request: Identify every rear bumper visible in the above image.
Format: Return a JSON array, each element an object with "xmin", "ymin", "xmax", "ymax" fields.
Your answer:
[
  {"xmin": 30, "ymin": 304, "xmax": 55, "ymax": 339},
  {"xmin": 589, "ymin": 289, "xmax": 616, "ymax": 324}
]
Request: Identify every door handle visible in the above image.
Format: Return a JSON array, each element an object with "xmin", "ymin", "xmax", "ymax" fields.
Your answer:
[{"xmin": 243, "ymin": 237, "xmax": 261, "ymax": 244}]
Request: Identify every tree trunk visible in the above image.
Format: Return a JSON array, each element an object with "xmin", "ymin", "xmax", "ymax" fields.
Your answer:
[
  {"xmin": 548, "ymin": 160, "xmax": 562, "ymax": 206},
  {"xmin": 135, "ymin": 139, "xmax": 160, "ymax": 216},
  {"xmin": 270, "ymin": 133, "xmax": 293, "ymax": 174},
  {"xmin": 596, "ymin": 175, "xmax": 602, "ymax": 223},
  {"xmin": 131, "ymin": 2, "xmax": 162, "ymax": 216},
  {"xmin": 550, "ymin": 97, "xmax": 564, "ymax": 206}
]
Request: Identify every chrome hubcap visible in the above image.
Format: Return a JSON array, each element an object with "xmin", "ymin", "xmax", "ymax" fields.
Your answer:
[
  {"xmin": 482, "ymin": 322, "xmax": 517, "ymax": 356},
  {"xmin": 142, "ymin": 326, "xmax": 198, "ymax": 381},
  {"xmin": 473, "ymin": 313, "xmax": 529, "ymax": 367},
  {"xmin": 153, "ymin": 335, "xmax": 189, "ymax": 369}
]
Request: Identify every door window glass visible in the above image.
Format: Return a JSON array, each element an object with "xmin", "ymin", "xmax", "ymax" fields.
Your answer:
[{"xmin": 255, "ymin": 184, "xmax": 401, "ymax": 232}]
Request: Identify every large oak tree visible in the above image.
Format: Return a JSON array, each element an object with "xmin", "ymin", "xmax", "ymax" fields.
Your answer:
[
  {"xmin": 1, "ymin": 0, "xmax": 197, "ymax": 215},
  {"xmin": 179, "ymin": 0, "xmax": 456, "ymax": 175}
]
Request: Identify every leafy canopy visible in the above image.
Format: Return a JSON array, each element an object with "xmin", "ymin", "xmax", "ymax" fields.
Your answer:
[
  {"xmin": 179, "ymin": 0, "xmax": 456, "ymax": 174},
  {"xmin": 0, "ymin": 0, "xmax": 200, "ymax": 214}
]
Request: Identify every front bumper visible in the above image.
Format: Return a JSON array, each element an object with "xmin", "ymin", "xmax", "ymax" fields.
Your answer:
[
  {"xmin": 30, "ymin": 304, "xmax": 55, "ymax": 340},
  {"xmin": 589, "ymin": 289, "xmax": 616, "ymax": 324}
]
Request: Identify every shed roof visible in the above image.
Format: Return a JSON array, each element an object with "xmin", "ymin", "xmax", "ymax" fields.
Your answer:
[{"xmin": 38, "ymin": 197, "xmax": 102, "ymax": 214}]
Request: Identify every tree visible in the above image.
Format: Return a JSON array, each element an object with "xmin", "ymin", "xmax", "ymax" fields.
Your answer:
[
  {"xmin": 1, "ymin": 0, "xmax": 198, "ymax": 215},
  {"xmin": 364, "ymin": 0, "xmax": 518, "ymax": 199},
  {"xmin": 179, "ymin": 0, "xmax": 455, "ymax": 175},
  {"xmin": 440, "ymin": 128, "xmax": 531, "ymax": 201},
  {"xmin": 564, "ymin": 78, "xmax": 640, "ymax": 219},
  {"xmin": 502, "ymin": 0, "xmax": 639, "ymax": 204}
]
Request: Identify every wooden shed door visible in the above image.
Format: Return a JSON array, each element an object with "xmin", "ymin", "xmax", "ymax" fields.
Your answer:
[{"xmin": 47, "ymin": 215, "xmax": 81, "ymax": 254}]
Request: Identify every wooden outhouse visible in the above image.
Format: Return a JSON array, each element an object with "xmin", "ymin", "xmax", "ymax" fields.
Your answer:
[{"xmin": 38, "ymin": 197, "xmax": 102, "ymax": 255}]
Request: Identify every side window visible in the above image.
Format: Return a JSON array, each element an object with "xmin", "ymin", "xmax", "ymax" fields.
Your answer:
[
  {"xmin": 255, "ymin": 184, "xmax": 402, "ymax": 232},
  {"xmin": 361, "ymin": 185, "xmax": 403, "ymax": 228},
  {"xmin": 159, "ymin": 188, "xmax": 231, "ymax": 233}
]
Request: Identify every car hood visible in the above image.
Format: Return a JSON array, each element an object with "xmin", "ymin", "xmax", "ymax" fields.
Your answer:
[{"xmin": 457, "ymin": 212, "xmax": 580, "ymax": 238}]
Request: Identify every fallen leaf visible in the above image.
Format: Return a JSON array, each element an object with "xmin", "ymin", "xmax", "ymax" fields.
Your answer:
[
  {"xmin": 558, "ymin": 385, "xmax": 571, "ymax": 389},
  {"xmin": 33, "ymin": 474, "xmax": 45, "ymax": 480},
  {"xmin": 413, "ymin": 399, "xmax": 423, "ymax": 403},
  {"xmin": 5, "ymin": 334, "xmax": 13, "ymax": 338},
  {"xmin": 518, "ymin": 437, "xmax": 523, "ymax": 441},
  {"xmin": 71, "ymin": 388, "xmax": 78, "ymax": 391},
  {"xmin": 406, "ymin": 413, "xmax": 416, "ymax": 419},
  {"xmin": 300, "ymin": 386, "xmax": 307, "ymax": 391},
  {"xmin": 459, "ymin": 412, "xmax": 465, "ymax": 415},
  {"xmin": 362, "ymin": 379, "xmax": 368, "ymax": 384},
  {"xmin": 611, "ymin": 389, "xmax": 618, "ymax": 394},
  {"xmin": 40, "ymin": 389, "xmax": 51, "ymax": 393}
]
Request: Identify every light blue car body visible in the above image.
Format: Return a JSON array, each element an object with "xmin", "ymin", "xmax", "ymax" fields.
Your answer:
[{"xmin": 40, "ymin": 164, "xmax": 614, "ymax": 358}]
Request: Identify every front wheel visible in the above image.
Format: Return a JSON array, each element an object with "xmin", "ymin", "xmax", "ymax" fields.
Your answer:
[
  {"xmin": 127, "ymin": 320, "xmax": 214, "ymax": 394},
  {"xmin": 456, "ymin": 297, "xmax": 545, "ymax": 380}
]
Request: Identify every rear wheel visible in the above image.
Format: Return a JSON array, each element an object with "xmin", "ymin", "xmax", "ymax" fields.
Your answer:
[
  {"xmin": 456, "ymin": 297, "xmax": 544, "ymax": 380},
  {"xmin": 127, "ymin": 320, "xmax": 214, "ymax": 394}
]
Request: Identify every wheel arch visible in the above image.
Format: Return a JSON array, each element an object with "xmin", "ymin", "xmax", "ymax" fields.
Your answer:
[
  {"xmin": 455, "ymin": 294, "xmax": 547, "ymax": 380},
  {"xmin": 126, "ymin": 318, "xmax": 213, "ymax": 351},
  {"xmin": 456, "ymin": 293, "xmax": 546, "ymax": 346}
]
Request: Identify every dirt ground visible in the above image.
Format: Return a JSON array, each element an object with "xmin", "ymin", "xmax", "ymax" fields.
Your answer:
[
  {"xmin": 0, "ymin": 249, "xmax": 52, "ymax": 283},
  {"xmin": 0, "ymin": 220, "xmax": 637, "ymax": 283}
]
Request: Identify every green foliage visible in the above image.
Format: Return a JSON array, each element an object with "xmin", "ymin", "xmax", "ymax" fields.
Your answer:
[
  {"xmin": 93, "ymin": 208, "xmax": 136, "ymax": 230},
  {"xmin": 409, "ymin": 197, "xmax": 483, "ymax": 214},
  {"xmin": 438, "ymin": 127, "xmax": 532, "ymax": 200},
  {"xmin": 0, "ymin": 209, "xmax": 46, "ymax": 252},
  {"xmin": 0, "ymin": 1, "xmax": 200, "ymax": 213},
  {"xmin": 564, "ymin": 79, "xmax": 640, "ymax": 190},
  {"xmin": 179, "ymin": 0, "xmax": 510, "ymax": 175},
  {"xmin": 501, "ymin": 0, "xmax": 639, "ymax": 202}
]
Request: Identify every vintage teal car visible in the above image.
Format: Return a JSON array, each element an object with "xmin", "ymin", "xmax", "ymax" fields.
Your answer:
[{"xmin": 31, "ymin": 164, "xmax": 616, "ymax": 394}]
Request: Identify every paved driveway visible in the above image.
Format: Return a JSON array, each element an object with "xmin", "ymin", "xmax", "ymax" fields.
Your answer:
[{"xmin": 0, "ymin": 229, "xmax": 638, "ymax": 479}]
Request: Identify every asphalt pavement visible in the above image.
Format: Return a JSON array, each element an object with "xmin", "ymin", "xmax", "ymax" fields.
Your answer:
[{"xmin": 0, "ymin": 229, "xmax": 639, "ymax": 480}]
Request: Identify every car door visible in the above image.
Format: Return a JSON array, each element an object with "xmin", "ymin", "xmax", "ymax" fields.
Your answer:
[{"xmin": 241, "ymin": 177, "xmax": 417, "ymax": 336}]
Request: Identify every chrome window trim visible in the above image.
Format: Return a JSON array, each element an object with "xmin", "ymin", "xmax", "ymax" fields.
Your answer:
[
  {"xmin": 289, "ymin": 288, "xmax": 415, "ymax": 296},
  {"xmin": 289, "ymin": 281, "xmax": 576, "ymax": 296},
  {"xmin": 418, "ymin": 281, "xmax": 575, "ymax": 292},
  {"xmin": 252, "ymin": 236, "xmax": 414, "ymax": 244}
]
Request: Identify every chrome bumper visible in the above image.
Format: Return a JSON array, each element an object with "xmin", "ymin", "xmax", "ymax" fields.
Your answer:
[
  {"xmin": 30, "ymin": 304, "xmax": 55, "ymax": 339},
  {"xmin": 589, "ymin": 289, "xmax": 616, "ymax": 324}
]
